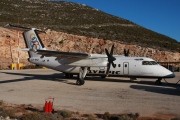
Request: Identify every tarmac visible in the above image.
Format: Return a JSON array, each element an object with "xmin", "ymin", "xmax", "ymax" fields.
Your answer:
[{"xmin": 0, "ymin": 69, "xmax": 180, "ymax": 116}]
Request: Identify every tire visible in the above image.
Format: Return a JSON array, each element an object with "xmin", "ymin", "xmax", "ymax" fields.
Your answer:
[
  {"xmin": 76, "ymin": 79, "xmax": 85, "ymax": 85},
  {"xmin": 155, "ymin": 79, "xmax": 162, "ymax": 85},
  {"xmin": 65, "ymin": 73, "xmax": 70, "ymax": 78},
  {"xmin": 101, "ymin": 75, "xmax": 106, "ymax": 78}
]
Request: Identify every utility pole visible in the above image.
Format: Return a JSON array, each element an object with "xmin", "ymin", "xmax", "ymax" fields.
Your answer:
[{"xmin": 17, "ymin": 30, "xmax": 20, "ymax": 64}]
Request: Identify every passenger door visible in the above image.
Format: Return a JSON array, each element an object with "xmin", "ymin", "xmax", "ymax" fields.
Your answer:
[{"xmin": 123, "ymin": 62, "xmax": 129, "ymax": 75}]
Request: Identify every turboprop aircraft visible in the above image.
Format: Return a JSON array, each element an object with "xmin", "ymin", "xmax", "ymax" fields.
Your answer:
[{"xmin": 4, "ymin": 24, "xmax": 175, "ymax": 85}]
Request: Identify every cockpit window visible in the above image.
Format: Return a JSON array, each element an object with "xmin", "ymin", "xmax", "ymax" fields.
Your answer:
[
  {"xmin": 150, "ymin": 61, "xmax": 158, "ymax": 65},
  {"xmin": 142, "ymin": 61, "xmax": 152, "ymax": 65},
  {"xmin": 142, "ymin": 61, "xmax": 158, "ymax": 65}
]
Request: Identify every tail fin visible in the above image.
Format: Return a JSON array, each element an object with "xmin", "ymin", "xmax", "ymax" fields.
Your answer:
[{"xmin": 4, "ymin": 24, "xmax": 46, "ymax": 57}]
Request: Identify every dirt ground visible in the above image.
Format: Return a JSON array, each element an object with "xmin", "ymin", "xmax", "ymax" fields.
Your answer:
[{"xmin": 0, "ymin": 69, "xmax": 180, "ymax": 118}]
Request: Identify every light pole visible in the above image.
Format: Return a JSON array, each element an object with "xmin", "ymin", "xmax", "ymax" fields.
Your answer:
[{"xmin": 6, "ymin": 34, "xmax": 13, "ymax": 63}]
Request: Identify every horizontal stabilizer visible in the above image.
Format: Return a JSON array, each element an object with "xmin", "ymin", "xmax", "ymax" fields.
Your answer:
[
  {"xmin": 4, "ymin": 24, "xmax": 45, "ymax": 33},
  {"xmin": 17, "ymin": 48, "xmax": 46, "ymax": 52},
  {"xmin": 4, "ymin": 24, "xmax": 31, "ymax": 31},
  {"xmin": 17, "ymin": 48, "xmax": 30, "ymax": 51}
]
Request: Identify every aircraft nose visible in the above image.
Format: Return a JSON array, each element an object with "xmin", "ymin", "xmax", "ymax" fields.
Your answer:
[{"xmin": 165, "ymin": 73, "xmax": 175, "ymax": 78}]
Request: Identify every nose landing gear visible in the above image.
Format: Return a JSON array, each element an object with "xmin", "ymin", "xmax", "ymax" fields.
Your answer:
[{"xmin": 155, "ymin": 78, "xmax": 162, "ymax": 85}]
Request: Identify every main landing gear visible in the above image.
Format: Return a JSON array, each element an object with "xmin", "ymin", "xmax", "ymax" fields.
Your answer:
[
  {"xmin": 76, "ymin": 67, "xmax": 88, "ymax": 86},
  {"xmin": 64, "ymin": 67, "xmax": 87, "ymax": 86},
  {"xmin": 76, "ymin": 78, "xmax": 85, "ymax": 85}
]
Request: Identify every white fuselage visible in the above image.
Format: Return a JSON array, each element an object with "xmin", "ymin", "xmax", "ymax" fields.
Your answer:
[{"xmin": 29, "ymin": 55, "xmax": 175, "ymax": 79}]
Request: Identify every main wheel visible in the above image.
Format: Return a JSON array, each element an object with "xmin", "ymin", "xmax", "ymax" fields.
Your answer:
[
  {"xmin": 101, "ymin": 75, "xmax": 106, "ymax": 78},
  {"xmin": 76, "ymin": 79, "xmax": 85, "ymax": 85},
  {"xmin": 70, "ymin": 74, "xmax": 73, "ymax": 78},
  {"xmin": 65, "ymin": 73, "xmax": 70, "ymax": 78}
]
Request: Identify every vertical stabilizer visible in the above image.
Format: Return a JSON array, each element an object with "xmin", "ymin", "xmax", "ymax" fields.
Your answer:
[
  {"xmin": 23, "ymin": 29, "xmax": 46, "ymax": 57},
  {"xmin": 4, "ymin": 24, "xmax": 46, "ymax": 58}
]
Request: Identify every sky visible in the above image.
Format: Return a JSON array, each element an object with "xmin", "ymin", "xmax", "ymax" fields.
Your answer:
[{"xmin": 67, "ymin": 0, "xmax": 180, "ymax": 42}]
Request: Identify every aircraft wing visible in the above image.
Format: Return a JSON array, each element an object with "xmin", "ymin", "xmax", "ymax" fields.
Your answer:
[{"xmin": 36, "ymin": 50, "xmax": 91, "ymax": 58}]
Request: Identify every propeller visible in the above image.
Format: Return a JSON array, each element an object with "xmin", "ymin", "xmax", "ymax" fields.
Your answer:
[
  {"xmin": 105, "ymin": 44, "xmax": 116, "ymax": 76},
  {"xmin": 124, "ymin": 49, "xmax": 130, "ymax": 57}
]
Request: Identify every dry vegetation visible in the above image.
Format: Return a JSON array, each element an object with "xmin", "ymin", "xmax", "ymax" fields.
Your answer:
[
  {"xmin": 0, "ymin": 100, "xmax": 179, "ymax": 120},
  {"xmin": 0, "ymin": 100, "xmax": 140, "ymax": 120}
]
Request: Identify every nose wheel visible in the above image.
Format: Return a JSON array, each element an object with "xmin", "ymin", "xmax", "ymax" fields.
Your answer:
[{"xmin": 155, "ymin": 78, "xmax": 162, "ymax": 85}]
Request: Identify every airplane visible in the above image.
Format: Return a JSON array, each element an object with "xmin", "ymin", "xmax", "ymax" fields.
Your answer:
[{"xmin": 4, "ymin": 24, "xmax": 175, "ymax": 85}]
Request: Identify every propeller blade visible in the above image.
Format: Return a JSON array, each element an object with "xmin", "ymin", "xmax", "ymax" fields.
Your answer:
[
  {"xmin": 127, "ymin": 49, "xmax": 129, "ymax": 56},
  {"xmin": 105, "ymin": 48, "xmax": 110, "ymax": 57},
  {"xmin": 110, "ymin": 44, "xmax": 114, "ymax": 55},
  {"xmin": 124, "ymin": 49, "xmax": 126, "ymax": 56},
  {"xmin": 106, "ymin": 63, "xmax": 111, "ymax": 76},
  {"xmin": 124, "ymin": 49, "xmax": 130, "ymax": 57},
  {"xmin": 112, "ymin": 62, "xmax": 116, "ymax": 68},
  {"xmin": 105, "ymin": 44, "xmax": 116, "ymax": 77}
]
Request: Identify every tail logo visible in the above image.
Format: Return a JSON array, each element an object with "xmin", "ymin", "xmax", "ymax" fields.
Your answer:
[{"xmin": 30, "ymin": 34, "xmax": 41, "ymax": 51}]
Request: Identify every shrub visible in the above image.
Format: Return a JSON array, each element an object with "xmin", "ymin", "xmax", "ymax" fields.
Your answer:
[
  {"xmin": 58, "ymin": 110, "xmax": 72, "ymax": 118},
  {"xmin": 19, "ymin": 112, "xmax": 44, "ymax": 120},
  {"xmin": 87, "ymin": 114, "xmax": 96, "ymax": 120},
  {"xmin": 59, "ymin": 40, "xmax": 64, "ymax": 44},
  {"xmin": 0, "ymin": 100, "xmax": 4, "ymax": 106},
  {"xmin": 0, "ymin": 108, "xmax": 16, "ymax": 118},
  {"xmin": 103, "ymin": 112, "xmax": 111, "ymax": 120}
]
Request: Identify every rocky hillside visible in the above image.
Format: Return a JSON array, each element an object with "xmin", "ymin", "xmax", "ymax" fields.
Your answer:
[
  {"xmin": 0, "ymin": 0, "xmax": 180, "ymax": 52},
  {"xmin": 0, "ymin": 27, "xmax": 180, "ymax": 69},
  {"xmin": 0, "ymin": 0, "xmax": 180, "ymax": 69}
]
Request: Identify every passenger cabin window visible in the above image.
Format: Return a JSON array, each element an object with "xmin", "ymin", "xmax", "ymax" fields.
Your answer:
[
  {"xmin": 142, "ymin": 61, "xmax": 158, "ymax": 65},
  {"xmin": 118, "ymin": 64, "xmax": 121, "ymax": 67}
]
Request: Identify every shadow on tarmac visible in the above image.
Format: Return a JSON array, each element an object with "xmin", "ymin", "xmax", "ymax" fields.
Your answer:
[
  {"xmin": 0, "ymin": 71, "xmax": 152, "ymax": 85},
  {"xmin": 85, "ymin": 76, "xmax": 180, "ymax": 96},
  {"xmin": 130, "ymin": 85, "xmax": 180, "ymax": 96},
  {"xmin": 0, "ymin": 72, "xmax": 66, "ymax": 84},
  {"xmin": 1, "ymin": 71, "xmax": 179, "ymax": 96}
]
